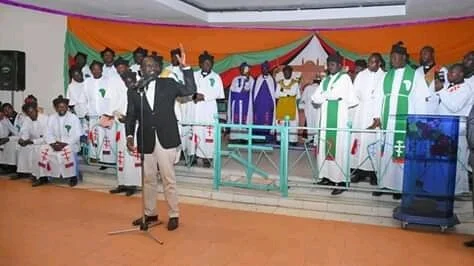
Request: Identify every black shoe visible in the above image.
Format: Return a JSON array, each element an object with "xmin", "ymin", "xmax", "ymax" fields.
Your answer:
[
  {"xmin": 10, "ymin": 174, "xmax": 22, "ymax": 180},
  {"xmin": 109, "ymin": 185, "xmax": 127, "ymax": 194},
  {"xmin": 392, "ymin": 193, "xmax": 402, "ymax": 200},
  {"xmin": 372, "ymin": 191, "xmax": 383, "ymax": 196},
  {"xmin": 125, "ymin": 186, "xmax": 137, "ymax": 197},
  {"xmin": 369, "ymin": 175, "xmax": 378, "ymax": 186},
  {"xmin": 132, "ymin": 215, "xmax": 158, "ymax": 226},
  {"xmin": 32, "ymin": 177, "xmax": 48, "ymax": 187},
  {"xmin": 203, "ymin": 159, "xmax": 212, "ymax": 168},
  {"xmin": 351, "ymin": 174, "xmax": 362, "ymax": 183},
  {"xmin": 464, "ymin": 240, "xmax": 474, "ymax": 247},
  {"xmin": 99, "ymin": 166, "xmax": 108, "ymax": 170},
  {"xmin": 331, "ymin": 183, "xmax": 347, "ymax": 195},
  {"xmin": 167, "ymin": 217, "xmax": 179, "ymax": 231},
  {"xmin": 69, "ymin": 176, "xmax": 78, "ymax": 187},
  {"xmin": 316, "ymin": 178, "xmax": 333, "ymax": 186}
]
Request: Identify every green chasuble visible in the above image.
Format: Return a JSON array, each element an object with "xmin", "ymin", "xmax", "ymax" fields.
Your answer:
[
  {"xmin": 321, "ymin": 71, "xmax": 345, "ymax": 160},
  {"xmin": 381, "ymin": 65, "xmax": 415, "ymax": 161}
]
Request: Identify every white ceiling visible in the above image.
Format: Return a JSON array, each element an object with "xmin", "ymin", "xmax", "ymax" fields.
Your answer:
[{"xmin": 6, "ymin": 0, "xmax": 474, "ymax": 28}]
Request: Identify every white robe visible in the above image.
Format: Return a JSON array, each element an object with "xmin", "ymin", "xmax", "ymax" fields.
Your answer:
[
  {"xmin": 163, "ymin": 65, "xmax": 186, "ymax": 163},
  {"xmin": 185, "ymin": 71, "xmax": 224, "ymax": 159},
  {"xmin": 228, "ymin": 75, "xmax": 255, "ymax": 140},
  {"xmin": 312, "ymin": 72, "xmax": 358, "ymax": 183},
  {"xmin": 109, "ymin": 75, "xmax": 141, "ymax": 187},
  {"xmin": 378, "ymin": 67, "xmax": 430, "ymax": 190},
  {"xmin": 300, "ymin": 83, "xmax": 320, "ymax": 141},
  {"xmin": 351, "ymin": 68, "xmax": 386, "ymax": 171},
  {"xmin": 414, "ymin": 65, "xmax": 449, "ymax": 115},
  {"xmin": 434, "ymin": 81, "xmax": 473, "ymax": 193},
  {"xmin": 0, "ymin": 113, "xmax": 25, "ymax": 166},
  {"xmin": 38, "ymin": 112, "xmax": 81, "ymax": 178},
  {"xmin": 66, "ymin": 80, "xmax": 88, "ymax": 133},
  {"xmin": 17, "ymin": 114, "xmax": 48, "ymax": 175},
  {"xmin": 81, "ymin": 65, "xmax": 92, "ymax": 79},
  {"xmin": 102, "ymin": 65, "xmax": 118, "ymax": 79},
  {"xmin": 130, "ymin": 63, "xmax": 143, "ymax": 77},
  {"xmin": 276, "ymin": 79, "xmax": 301, "ymax": 143},
  {"xmin": 84, "ymin": 76, "xmax": 117, "ymax": 163},
  {"xmin": 0, "ymin": 118, "xmax": 18, "ymax": 166}
]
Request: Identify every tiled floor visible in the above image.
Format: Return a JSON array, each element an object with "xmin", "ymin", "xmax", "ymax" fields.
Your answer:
[{"xmin": 1, "ymin": 179, "xmax": 473, "ymax": 266}]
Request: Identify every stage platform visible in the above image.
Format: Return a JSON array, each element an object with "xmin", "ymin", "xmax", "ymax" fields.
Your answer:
[
  {"xmin": 1, "ymin": 178, "xmax": 473, "ymax": 266},
  {"xmin": 77, "ymin": 147, "xmax": 474, "ymax": 235}
]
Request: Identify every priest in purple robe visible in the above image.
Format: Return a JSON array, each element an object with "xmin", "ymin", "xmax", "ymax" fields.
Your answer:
[
  {"xmin": 228, "ymin": 62, "xmax": 255, "ymax": 142},
  {"xmin": 253, "ymin": 61, "xmax": 276, "ymax": 141}
]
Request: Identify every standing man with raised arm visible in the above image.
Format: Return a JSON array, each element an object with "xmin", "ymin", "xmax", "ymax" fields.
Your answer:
[{"xmin": 126, "ymin": 45, "xmax": 196, "ymax": 231}]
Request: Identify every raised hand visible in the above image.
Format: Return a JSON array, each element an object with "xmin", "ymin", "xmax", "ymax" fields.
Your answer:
[{"xmin": 176, "ymin": 43, "xmax": 187, "ymax": 68}]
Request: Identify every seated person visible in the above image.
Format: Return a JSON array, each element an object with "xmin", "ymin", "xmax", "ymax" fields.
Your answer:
[
  {"xmin": 15, "ymin": 102, "xmax": 48, "ymax": 179},
  {"xmin": 33, "ymin": 96, "xmax": 82, "ymax": 187},
  {"xmin": 0, "ymin": 103, "xmax": 21, "ymax": 174}
]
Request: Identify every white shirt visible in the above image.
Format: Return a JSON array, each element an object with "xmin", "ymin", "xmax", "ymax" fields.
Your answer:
[{"xmin": 146, "ymin": 80, "xmax": 156, "ymax": 110}]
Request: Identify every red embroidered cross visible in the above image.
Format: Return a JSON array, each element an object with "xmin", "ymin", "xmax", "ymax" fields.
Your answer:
[
  {"xmin": 104, "ymin": 137, "xmax": 111, "ymax": 149},
  {"xmin": 63, "ymin": 149, "xmax": 71, "ymax": 162},
  {"xmin": 117, "ymin": 151, "xmax": 124, "ymax": 164},
  {"xmin": 207, "ymin": 126, "xmax": 212, "ymax": 137}
]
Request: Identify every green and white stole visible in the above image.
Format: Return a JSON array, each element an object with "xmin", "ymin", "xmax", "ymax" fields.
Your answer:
[
  {"xmin": 322, "ymin": 71, "xmax": 345, "ymax": 160},
  {"xmin": 381, "ymin": 66, "xmax": 415, "ymax": 161}
]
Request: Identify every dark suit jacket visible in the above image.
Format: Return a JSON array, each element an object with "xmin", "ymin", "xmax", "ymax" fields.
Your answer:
[{"xmin": 126, "ymin": 68, "xmax": 196, "ymax": 153}]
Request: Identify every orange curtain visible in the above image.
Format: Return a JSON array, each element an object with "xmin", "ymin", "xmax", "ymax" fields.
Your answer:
[
  {"xmin": 67, "ymin": 17, "xmax": 310, "ymax": 65},
  {"xmin": 318, "ymin": 18, "xmax": 474, "ymax": 65}
]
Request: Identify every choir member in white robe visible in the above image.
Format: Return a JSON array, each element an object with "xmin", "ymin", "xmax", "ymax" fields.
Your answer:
[
  {"xmin": 350, "ymin": 53, "xmax": 385, "ymax": 185},
  {"xmin": 0, "ymin": 103, "xmax": 24, "ymax": 171},
  {"xmin": 74, "ymin": 52, "xmax": 91, "ymax": 79},
  {"xmin": 253, "ymin": 61, "xmax": 276, "ymax": 140},
  {"xmin": 414, "ymin": 46, "xmax": 449, "ymax": 115},
  {"xmin": 187, "ymin": 51, "xmax": 224, "ymax": 167},
  {"xmin": 107, "ymin": 63, "xmax": 141, "ymax": 196},
  {"xmin": 163, "ymin": 48, "xmax": 187, "ymax": 164},
  {"xmin": 130, "ymin": 47, "xmax": 148, "ymax": 80},
  {"xmin": 16, "ymin": 103, "xmax": 48, "ymax": 179},
  {"xmin": 33, "ymin": 96, "xmax": 81, "ymax": 187},
  {"xmin": 66, "ymin": 66, "xmax": 88, "ymax": 133},
  {"xmin": 84, "ymin": 60, "xmax": 116, "ymax": 164},
  {"xmin": 463, "ymin": 51, "xmax": 474, "ymax": 89},
  {"xmin": 432, "ymin": 64, "xmax": 473, "ymax": 194},
  {"xmin": 228, "ymin": 62, "xmax": 255, "ymax": 142},
  {"xmin": 275, "ymin": 65, "xmax": 301, "ymax": 144},
  {"xmin": 311, "ymin": 53, "xmax": 358, "ymax": 195},
  {"xmin": 101, "ymin": 47, "xmax": 118, "ymax": 78},
  {"xmin": 299, "ymin": 80, "xmax": 320, "ymax": 141},
  {"xmin": 374, "ymin": 42, "xmax": 430, "ymax": 199}
]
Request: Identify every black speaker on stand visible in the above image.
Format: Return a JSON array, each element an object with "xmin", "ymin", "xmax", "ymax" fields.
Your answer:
[{"xmin": 0, "ymin": 50, "xmax": 26, "ymax": 105}]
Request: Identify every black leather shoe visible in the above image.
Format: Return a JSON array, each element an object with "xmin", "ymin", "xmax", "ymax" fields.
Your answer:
[
  {"xmin": 316, "ymin": 178, "xmax": 334, "ymax": 186},
  {"xmin": 132, "ymin": 215, "xmax": 158, "ymax": 226},
  {"xmin": 32, "ymin": 177, "xmax": 48, "ymax": 187},
  {"xmin": 331, "ymin": 182, "xmax": 347, "ymax": 195},
  {"xmin": 351, "ymin": 174, "xmax": 362, "ymax": 183},
  {"xmin": 125, "ymin": 186, "xmax": 137, "ymax": 197},
  {"xmin": 69, "ymin": 176, "xmax": 78, "ymax": 187},
  {"xmin": 369, "ymin": 175, "xmax": 378, "ymax": 186},
  {"xmin": 109, "ymin": 185, "xmax": 127, "ymax": 194},
  {"xmin": 392, "ymin": 193, "xmax": 402, "ymax": 200},
  {"xmin": 167, "ymin": 217, "xmax": 179, "ymax": 231},
  {"xmin": 464, "ymin": 240, "xmax": 474, "ymax": 247},
  {"xmin": 372, "ymin": 191, "xmax": 383, "ymax": 196}
]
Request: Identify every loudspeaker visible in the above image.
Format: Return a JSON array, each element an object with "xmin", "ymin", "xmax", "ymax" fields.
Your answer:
[{"xmin": 0, "ymin": 50, "xmax": 25, "ymax": 91}]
